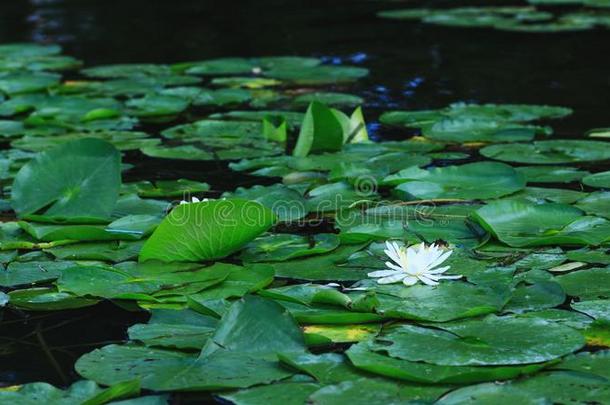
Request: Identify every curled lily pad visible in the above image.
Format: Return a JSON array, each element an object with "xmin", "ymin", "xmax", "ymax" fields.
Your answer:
[
  {"xmin": 139, "ymin": 199, "xmax": 276, "ymax": 262},
  {"xmin": 293, "ymin": 101, "xmax": 344, "ymax": 157}
]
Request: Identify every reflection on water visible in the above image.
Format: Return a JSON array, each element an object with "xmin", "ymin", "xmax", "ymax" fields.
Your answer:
[{"xmin": 0, "ymin": 0, "xmax": 604, "ymax": 136}]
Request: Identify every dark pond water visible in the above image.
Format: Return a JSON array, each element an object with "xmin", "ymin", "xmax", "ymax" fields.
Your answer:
[{"xmin": 0, "ymin": 0, "xmax": 609, "ymax": 395}]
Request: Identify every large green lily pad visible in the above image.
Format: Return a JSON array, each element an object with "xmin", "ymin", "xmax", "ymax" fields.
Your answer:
[
  {"xmin": 472, "ymin": 200, "xmax": 610, "ymax": 247},
  {"xmin": 76, "ymin": 296, "xmax": 305, "ymax": 391},
  {"xmin": 11, "ymin": 138, "xmax": 121, "ymax": 222},
  {"xmin": 385, "ymin": 162, "xmax": 525, "ymax": 200},
  {"xmin": 374, "ymin": 315, "xmax": 584, "ymax": 366},
  {"xmin": 139, "ymin": 199, "xmax": 276, "ymax": 262}
]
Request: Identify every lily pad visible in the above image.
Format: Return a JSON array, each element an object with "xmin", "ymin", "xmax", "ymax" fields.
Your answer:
[
  {"xmin": 0, "ymin": 380, "xmax": 142, "ymax": 405},
  {"xmin": 11, "ymin": 138, "xmax": 121, "ymax": 222},
  {"xmin": 556, "ymin": 267, "xmax": 610, "ymax": 299},
  {"xmin": 386, "ymin": 162, "xmax": 525, "ymax": 200},
  {"xmin": 76, "ymin": 296, "xmax": 305, "ymax": 391},
  {"xmin": 139, "ymin": 199, "xmax": 276, "ymax": 262},
  {"xmin": 516, "ymin": 166, "xmax": 589, "ymax": 184},
  {"xmin": 575, "ymin": 191, "xmax": 610, "ymax": 219},
  {"xmin": 583, "ymin": 170, "xmax": 610, "ymax": 188},
  {"xmin": 127, "ymin": 309, "xmax": 218, "ymax": 349},
  {"xmin": 438, "ymin": 371, "xmax": 610, "ymax": 404},
  {"xmin": 356, "ymin": 281, "xmax": 509, "ymax": 322},
  {"xmin": 347, "ymin": 341, "xmax": 549, "ymax": 385},
  {"xmin": 374, "ymin": 315, "xmax": 584, "ymax": 366},
  {"xmin": 225, "ymin": 184, "xmax": 308, "ymax": 222},
  {"xmin": 8, "ymin": 287, "xmax": 98, "ymax": 311},
  {"xmin": 571, "ymin": 300, "xmax": 610, "ymax": 322},
  {"xmin": 0, "ymin": 72, "xmax": 60, "ymax": 95},
  {"xmin": 481, "ymin": 140, "xmax": 610, "ymax": 164},
  {"xmin": 239, "ymin": 233, "xmax": 340, "ymax": 262},
  {"xmin": 56, "ymin": 263, "xmax": 232, "ymax": 299},
  {"xmin": 472, "ymin": 200, "xmax": 610, "ymax": 247}
]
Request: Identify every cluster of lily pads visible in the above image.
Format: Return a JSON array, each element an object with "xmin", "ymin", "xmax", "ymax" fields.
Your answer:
[
  {"xmin": 378, "ymin": 1, "xmax": 610, "ymax": 33},
  {"xmin": 0, "ymin": 42, "xmax": 609, "ymax": 404}
]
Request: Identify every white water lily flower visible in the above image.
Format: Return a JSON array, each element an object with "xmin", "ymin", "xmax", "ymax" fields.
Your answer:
[
  {"xmin": 179, "ymin": 197, "xmax": 208, "ymax": 205},
  {"xmin": 368, "ymin": 241, "xmax": 462, "ymax": 287}
]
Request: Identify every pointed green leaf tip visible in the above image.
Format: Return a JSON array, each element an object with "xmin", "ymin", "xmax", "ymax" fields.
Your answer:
[
  {"xmin": 292, "ymin": 101, "xmax": 344, "ymax": 157},
  {"xmin": 11, "ymin": 138, "xmax": 121, "ymax": 222},
  {"xmin": 139, "ymin": 199, "xmax": 277, "ymax": 262}
]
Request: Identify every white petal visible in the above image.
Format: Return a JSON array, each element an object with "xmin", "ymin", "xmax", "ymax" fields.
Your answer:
[
  {"xmin": 192, "ymin": 197, "xmax": 200, "ymax": 203},
  {"xmin": 402, "ymin": 276, "xmax": 418, "ymax": 286},
  {"xmin": 439, "ymin": 274, "xmax": 463, "ymax": 280},
  {"xmin": 324, "ymin": 283, "xmax": 341, "ymax": 288},
  {"xmin": 377, "ymin": 274, "xmax": 407, "ymax": 284},
  {"xmin": 368, "ymin": 269, "xmax": 401, "ymax": 278},
  {"xmin": 384, "ymin": 241, "xmax": 403, "ymax": 265},
  {"xmin": 385, "ymin": 261, "xmax": 405, "ymax": 272},
  {"xmin": 426, "ymin": 250, "xmax": 453, "ymax": 271},
  {"xmin": 424, "ymin": 244, "xmax": 443, "ymax": 266},
  {"xmin": 418, "ymin": 275, "xmax": 439, "ymax": 286}
]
